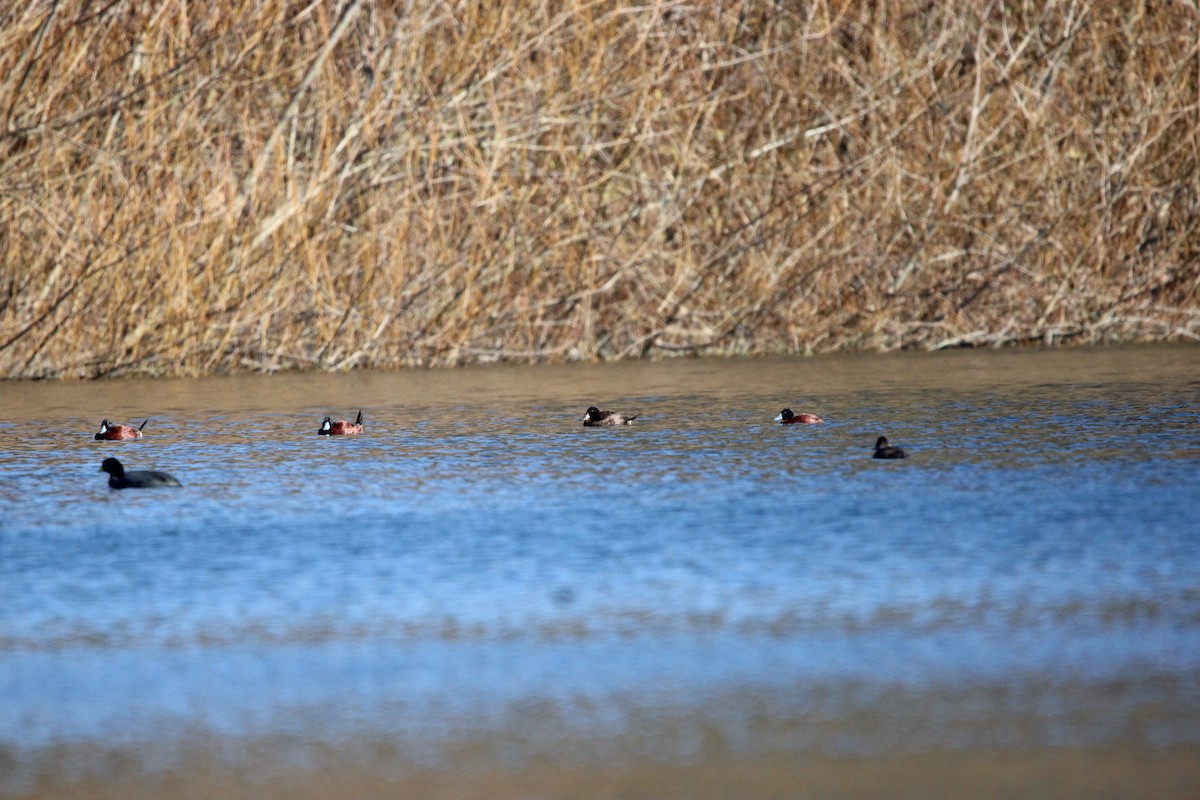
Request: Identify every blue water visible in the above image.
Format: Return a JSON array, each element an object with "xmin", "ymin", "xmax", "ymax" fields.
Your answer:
[{"xmin": 1, "ymin": 346, "xmax": 1199, "ymax": 786}]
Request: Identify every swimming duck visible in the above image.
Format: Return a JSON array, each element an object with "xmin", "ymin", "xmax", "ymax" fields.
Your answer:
[
  {"xmin": 100, "ymin": 457, "xmax": 182, "ymax": 489},
  {"xmin": 873, "ymin": 436, "xmax": 907, "ymax": 459},
  {"xmin": 94, "ymin": 419, "xmax": 148, "ymax": 440},
  {"xmin": 581, "ymin": 406, "xmax": 639, "ymax": 426},
  {"xmin": 319, "ymin": 410, "xmax": 364, "ymax": 435},
  {"xmin": 775, "ymin": 408, "xmax": 824, "ymax": 425}
]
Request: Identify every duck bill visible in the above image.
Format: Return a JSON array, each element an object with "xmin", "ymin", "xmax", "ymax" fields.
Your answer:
[{"xmin": 773, "ymin": 413, "xmax": 784, "ymax": 422}]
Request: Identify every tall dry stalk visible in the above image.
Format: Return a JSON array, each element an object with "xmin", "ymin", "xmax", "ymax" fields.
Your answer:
[{"xmin": 1, "ymin": 0, "xmax": 1197, "ymax": 378}]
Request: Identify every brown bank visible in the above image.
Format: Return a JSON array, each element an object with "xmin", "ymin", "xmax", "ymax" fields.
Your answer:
[{"xmin": 11, "ymin": 748, "xmax": 1200, "ymax": 800}]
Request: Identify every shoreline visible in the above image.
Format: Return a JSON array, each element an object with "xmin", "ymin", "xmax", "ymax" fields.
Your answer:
[
  {"xmin": 9, "ymin": 746, "xmax": 1200, "ymax": 800},
  {"xmin": 1, "ymin": 338, "xmax": 1197, "ymax": 386}
]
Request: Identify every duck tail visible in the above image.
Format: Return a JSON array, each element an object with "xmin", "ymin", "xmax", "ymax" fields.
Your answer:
[
  {"xmin": 355, "ymin": 410, "xmax": 363, "ymax": 425},
  {"xmin": 138, "ymin": 419, "xmax": 150, "ymax": 431}
]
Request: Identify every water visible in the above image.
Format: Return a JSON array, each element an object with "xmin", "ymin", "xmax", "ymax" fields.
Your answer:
[{"xmin": 1, "ymin": 345, "xmax": 1199, "ymax": 797}]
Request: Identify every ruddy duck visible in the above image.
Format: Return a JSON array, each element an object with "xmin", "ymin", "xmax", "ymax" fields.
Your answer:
[
  {"xmin": 100, "ymin": 457, "xmax": 182, "ymax": 489},
  {"xmin": 581, "ymin": 406, "xmax": 639, "ymax": 426},
  {"xmin": 319, "ymin": 410, "xmax": 364, "ymax": 435},
  {"xmin": 873, "ymin": 436, "xmax": 907, "ymax": 459},
  {"xmin": 774, "ymin": 408, "xmax": 824, "ymax": 425},
  {"xmin": 94, "ymin": 419, "xmax": 148, "ymax": 440}
]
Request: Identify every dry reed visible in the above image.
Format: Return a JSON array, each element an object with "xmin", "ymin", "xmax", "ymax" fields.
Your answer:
[{"xmin": 1, "ymin": 0, "xmax": 1197, "ymax": 378}]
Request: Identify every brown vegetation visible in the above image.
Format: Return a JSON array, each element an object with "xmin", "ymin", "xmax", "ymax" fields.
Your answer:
[{"xmin": 1, "ymin": 0, "xmax": 1197, "ymax": 378}]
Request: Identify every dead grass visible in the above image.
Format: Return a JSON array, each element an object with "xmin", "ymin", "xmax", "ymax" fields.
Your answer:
[{"xmin": 1, "ymin": 0, "xmax": 1197, "ymax": 378}]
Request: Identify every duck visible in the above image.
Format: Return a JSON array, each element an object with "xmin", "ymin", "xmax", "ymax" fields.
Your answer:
[
  {"xmin": 100, "ymin": 457, "xmax": 182, "ymax": 489},
  {"xmin": 774, "ymin": 408, "xmax": 824, "ymax": 425},
  {"xmin": 94, "ymin": 419, "xmax": 148, "ymax": 440},
  {"xmin": 581, "ymin": 406, "xmax": 639, "ymax": 426},
  {"xmin": 319, "ymin": 410, "xmax": 364, "ymax": 435},
  {"xmin": 873, "ymin": 436, "xmax": 907, "ymax": 459}
]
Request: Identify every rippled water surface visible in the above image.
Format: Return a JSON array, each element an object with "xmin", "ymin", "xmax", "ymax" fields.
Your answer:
[{"xmin": 2, "ymin": 346, "xmax": 1199, "ymax": 796}]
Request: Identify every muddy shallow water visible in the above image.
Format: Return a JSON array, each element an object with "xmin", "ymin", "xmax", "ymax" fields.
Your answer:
[{"xmin": 2, "ymin": 345, "xmax": 1199, "ymax": 798}]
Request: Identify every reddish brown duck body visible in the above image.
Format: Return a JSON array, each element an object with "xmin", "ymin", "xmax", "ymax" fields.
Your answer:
[
  {"xmin": 95, "ymin": 419, "xmax": 148, "ymax": 440},
  {"xmin": 774, "ymin": 408, "xmax": 824, "ymax": 425},
  {"xmin": 319, "ymin": 410, "xmax": 364, "ymax": 436}
]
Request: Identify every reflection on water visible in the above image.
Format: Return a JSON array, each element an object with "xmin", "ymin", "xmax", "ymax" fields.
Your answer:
[{"xmin": 1, "ymin": 345, "xmax": 1199, "ymax": 795}]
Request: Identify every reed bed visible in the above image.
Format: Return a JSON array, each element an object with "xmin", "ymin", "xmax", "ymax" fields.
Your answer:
[{"xmin": 1, "ymin": 0, "xmax": 1197, "ymax": 378}]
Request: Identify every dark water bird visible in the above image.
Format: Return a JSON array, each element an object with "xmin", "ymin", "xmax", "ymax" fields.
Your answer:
[
  {"xmin": 581, "ymin": 406, "xmax": 639, "ymax": 426},
  {"xmin": 100, "ymin": 457, "xmax": 182, "ymax": 489},
  {"xmin": 94, "ymin": 419, "xmax": 148, "ymax": 440},
  {"xmin": 775, "ymin": 407, "xmax": 824, "ymax": 425},
  {"xmin": 873, "ymin": 436, "xmax": 907, "ymax": 459},
  {"xmin": 319, "ymin": 410, "xmax": 364, "ymax": 436}
]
